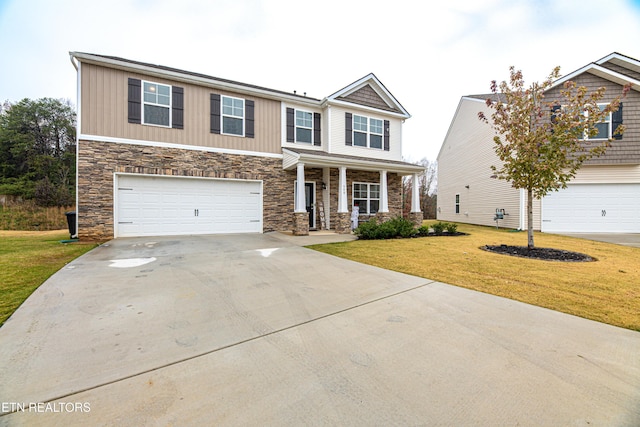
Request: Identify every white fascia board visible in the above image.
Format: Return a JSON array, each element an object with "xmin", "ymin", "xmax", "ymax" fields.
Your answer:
[
  {"xmin": 596, "ymin": 52, "xmax": 640, "ymax": 70},
  {"xmin": 70, "ymin": 52, "xmax": 321, "ymax": 107},
  {"xmin": 80, "ymin": 134, "xmax": 283, "ymax": 159},
  {"xmin": 547, "ymin": 63, "xmax": 640, "ymax": 92},
  {"xmin": 282, "ymin": 149, "xmax": 424, "ymax": 175}
]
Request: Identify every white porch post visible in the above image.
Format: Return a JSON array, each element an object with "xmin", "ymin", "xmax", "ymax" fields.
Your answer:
[
  {"xmin": 295, "ymin": 163, "xmax": 306, "ymax": 213},
  {"xmin": 338, "ymin": 166, "xmax": 348, "ymax": 213},
  {"xmin": 411, "ymin": 173, "xmax": 421, "ymax": 212},
  {"xmin": 379, "ymin": 170, "xmax": 389, "ymax": 213}
]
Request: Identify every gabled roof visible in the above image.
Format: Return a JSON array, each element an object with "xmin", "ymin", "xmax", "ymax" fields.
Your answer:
[
  {"xmin": 325, "ymin": 73, "xmax": 411, "ymax": 119},
  {"xmin": 547, "ymin": 52, "xmax": 640, "ymax": 92}
]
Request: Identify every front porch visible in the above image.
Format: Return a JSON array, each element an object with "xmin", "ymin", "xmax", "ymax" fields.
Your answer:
[{"xmin": 283, "ymin": 148, "xmax": 425, "ymax": 236}]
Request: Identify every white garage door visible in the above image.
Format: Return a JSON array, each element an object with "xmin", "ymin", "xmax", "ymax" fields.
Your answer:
[
  {"xmin": 542, "ymin": 183, "xmax": 640, "ymax": 233},
  {"xmin": 116, "ymin": 175, "xmax": 262, "ymax": 237}
]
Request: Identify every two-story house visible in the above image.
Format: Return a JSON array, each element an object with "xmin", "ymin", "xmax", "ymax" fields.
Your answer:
[
  {"xmin": 69, "ymin": 52, "xmax": 424, "ymax": 240},
  {"xmin": 437, "ymin": 52, "xmax": 640, "ymax": 233}
]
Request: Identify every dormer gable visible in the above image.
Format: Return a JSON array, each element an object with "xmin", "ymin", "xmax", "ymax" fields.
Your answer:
[
  {"xmin": 325, "ymin": 73, "xmax": 410, "ymax": 118},
  {"xmin": 547, "ymin": 52, "xmax": 640, "ymax": 92}
]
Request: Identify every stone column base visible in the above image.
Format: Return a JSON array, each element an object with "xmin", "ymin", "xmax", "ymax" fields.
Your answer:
[
  {"xmin": 408, "ymin": 212, "xmax": 424, "ymax": 228},
  {"xmin": 293, "ymin": 212, "xmax": 310, "ymax": 236},
  {"xmin": 334, "ymin": 212, "xmax": 351, "ymax": 234},
  {"xmin": 375, "ymin": 212, "xmax": 393, "ymax": 224}
]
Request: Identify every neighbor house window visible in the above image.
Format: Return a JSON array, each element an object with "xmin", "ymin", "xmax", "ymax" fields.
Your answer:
[
  {"xmin": 353, "ymin": 182, "xmax": 380, "ymax": 215},
  {"xmin": 143, "ymin": 81, "xmax": 171, "ymax": 127},
  {"xmin": 592, "ymin": 104, "xmax": 611, "ymax": 139},
  {"xmin": 222, "ymin": 95, "xmax": 245, "ymax": 136},
  {"xmin": 296, "ymin": 110, "xmax": 313, "ymax": 143},
  {"xmin": 455, "ymin": 194, "xmax": 460, "ymax": 214}
]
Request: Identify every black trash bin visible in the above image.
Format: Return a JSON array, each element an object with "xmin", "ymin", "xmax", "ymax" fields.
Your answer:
[{"xmin": 65, "ymin": 211, "xmax": 77, "ymax": 239}]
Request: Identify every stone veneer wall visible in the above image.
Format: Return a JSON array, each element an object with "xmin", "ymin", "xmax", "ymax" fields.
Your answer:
[
  {"xmin": 77, "ymin": 140, "xmax": 296, "ymax": 240},
  {"xmin": 77, "ymin": 140, "xmax": 407, "ymax": 240},
  {"xmin": 328, "ymin": 169, "xmax": 403, "ymax": 225}
]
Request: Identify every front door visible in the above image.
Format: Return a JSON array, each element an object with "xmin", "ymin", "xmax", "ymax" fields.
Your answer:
[{"xmin": 305, "ymin": 182, "xmax": 315, "ymax": 229}]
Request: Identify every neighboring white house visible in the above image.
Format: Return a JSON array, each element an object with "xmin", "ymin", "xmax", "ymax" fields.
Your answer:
[{"xmin": 437, "ymin": 52, "xmax": 640, "ymax": 233}]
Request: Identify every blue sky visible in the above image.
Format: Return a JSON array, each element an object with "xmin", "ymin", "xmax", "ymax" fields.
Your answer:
[{"xmin": 1, "ymin": 0, "xmax": 639, "ymax": 161}]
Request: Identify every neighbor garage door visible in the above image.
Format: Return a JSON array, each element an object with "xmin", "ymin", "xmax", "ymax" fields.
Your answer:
[
  {"xmin": 541, "ymin": 183, "xmax": 640, "ymax": 233},
  {"xmin": 116, "ymin": 175, "xmax": 262, "ymax": 237}
]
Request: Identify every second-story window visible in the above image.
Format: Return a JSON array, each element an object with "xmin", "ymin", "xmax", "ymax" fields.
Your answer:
[
  {"xmin": 143, "ymin": 81, "xmax": 171, "ymax": 127},
  {"xmin": 296, "ymin": 110, "xmax": 313, "ymax": 143},
  {"xmin": 222, "ymin": 96, "xmax": 245, "ymax": 136},
  {"xmin": 353, "ymin": 115, "xmax": 384, "ymax": 149}
]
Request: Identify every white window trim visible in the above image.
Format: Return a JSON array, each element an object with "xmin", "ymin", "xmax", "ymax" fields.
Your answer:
[
  {"xmin": 353, "ymin": 114, "xmax": 384, "ymax": 149},
  {"xmin": 352, "ymin": 182, "xmax": 381, "ymax": 215},
  {"xmin": 142, "ymin": 80, "xmax": 172, "ymax": 128},
  {"xmin": 588, "ymin": 103, "xmax": 612, "ymax": 140},
  {"xmin": 295, "ymin": 109, "xmax": 313, "ymax": 144},
  {"xmin": 222, "ymin": 95, "xmax": 245, "ymax": 137},
  {"xmin": 455, "ymin": 194, "xmax": 460, "ymax": 214}
]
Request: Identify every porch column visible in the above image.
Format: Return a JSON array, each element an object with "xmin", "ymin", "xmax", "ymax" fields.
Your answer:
[
  {"xmin": 335, "ymin": 166, "xmax": 351, "ymax": 234},
  {"xmin": 338, "ymin": 166, "xmax": 348, "ymax": 213},
  {"xmin": 379, "ymin": 170, "xmax": 389, "ymax": 212},
  {"xmin": 293, "ymin": 162, "xmax": 309, "ymax": 236},
  {"xmin": 408, "ymin": 172, "xmax": 423, "ymax": 228},
  {"xmin": 295, "ymin": 163, "xmax": 306, "ymax": 213},
  {"xmin": 411, "ymin": 173, "xmax": 421, "ymax": 213}
]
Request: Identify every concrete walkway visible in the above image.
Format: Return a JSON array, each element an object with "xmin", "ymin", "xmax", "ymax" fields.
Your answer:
[{"xmin": 0, "ymin": 233, "xmax": 639, "ymax": 426}]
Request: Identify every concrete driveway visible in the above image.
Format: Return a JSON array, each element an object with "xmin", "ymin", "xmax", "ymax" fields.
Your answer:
[
  {"xmin": 554, "ymin": 232, "xmax": 640, "ymax": 248},
  {"xmin": 0, "ymin": 233, "xmax": 639, "ymax": 426}
]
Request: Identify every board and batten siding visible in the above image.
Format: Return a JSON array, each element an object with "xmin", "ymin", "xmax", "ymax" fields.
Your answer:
[
  {"xmin": 328, "ymin": 105, "xmax": 403, "ymax": 161},
  {"xmin": 437, "ymin": 97, "xmax": 541, "ymax": 230},
  {"xmin": 80, "ymin": 63, "xmax": 281, "ymax": 154}
]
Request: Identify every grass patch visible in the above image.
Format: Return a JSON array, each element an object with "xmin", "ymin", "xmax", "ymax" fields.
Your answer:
[
  {"xmin": 0, "ymin": 230, "xmax": 97, "ymax": 327},
  {"xmin": 309, "ymin": 221, "xmax": 640, "ymax": 331}
]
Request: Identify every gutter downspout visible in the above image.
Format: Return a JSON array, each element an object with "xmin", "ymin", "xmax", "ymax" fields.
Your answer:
[{"xmin": 70, "ymin": 53, "xmax": 80, "ymax": 239}]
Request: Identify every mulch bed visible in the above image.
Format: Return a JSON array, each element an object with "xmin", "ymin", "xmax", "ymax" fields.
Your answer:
[{"xmin": 482, "ymin": 245, "xmax": 595, "ymax": 262}]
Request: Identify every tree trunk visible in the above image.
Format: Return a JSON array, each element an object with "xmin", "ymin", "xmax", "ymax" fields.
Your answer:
[{"xmin": 527, "ymin": 187, "xmax": 534, "ymax": 249}]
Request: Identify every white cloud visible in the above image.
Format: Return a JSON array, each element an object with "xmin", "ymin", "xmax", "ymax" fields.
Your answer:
[{"xmin": 1, "ymin": 0, "xmax": 639, "ymax": 161}]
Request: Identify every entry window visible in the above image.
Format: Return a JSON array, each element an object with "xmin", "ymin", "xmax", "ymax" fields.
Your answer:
[
  {"xmin": 296, "ymin": 110, "xmax": 313, "ymax": 143},
  {"xmin": 222, "ymin": 96, "xmax": 245, "ymax": 136},
  {"xmin": 143, "ymin": 81, "xmax": 171, "ymax": 127},
  {"xmin": 353, "ymin": 182, "xmax": 380, "ymax": 215},
  {"xmin": 455, "ymin": 194, "xmax": 460, "ymax": 214}
]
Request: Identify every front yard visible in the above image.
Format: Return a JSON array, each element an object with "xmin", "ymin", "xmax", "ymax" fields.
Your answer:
[{"xmin": 309, "ymin": 222, "xmax": 640, "ymax": 331}]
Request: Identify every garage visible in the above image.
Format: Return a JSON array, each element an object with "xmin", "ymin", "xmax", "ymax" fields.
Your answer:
[
  {"xmin": 541, "ymin": 183, "xmax": 640, "ymax": 233},
  {"xmin": 115, "ymin": 174, "xmax": 262, "ymax": 237}
]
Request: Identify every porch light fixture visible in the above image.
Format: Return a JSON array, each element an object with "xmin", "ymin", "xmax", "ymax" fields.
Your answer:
[{"xmin": 322, "ymin": 182, "xmax": 327, "ymax": 190}]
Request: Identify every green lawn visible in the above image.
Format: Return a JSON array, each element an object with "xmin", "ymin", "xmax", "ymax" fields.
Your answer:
[
  {"xmin": 0, "ymin": 230, "xmax": 97, "ymax": 326},
  {"xmin": 309, "ymin": 222, "xmax": 640, "ymax": 331}
]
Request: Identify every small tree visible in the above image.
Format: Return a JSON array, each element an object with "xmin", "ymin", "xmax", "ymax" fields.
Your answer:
[{"xmin": 479, "ymin": 66, "xmax": 629, "ymax": 249}]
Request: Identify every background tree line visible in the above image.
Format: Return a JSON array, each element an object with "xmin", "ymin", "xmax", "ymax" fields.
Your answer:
[
  {"xmin": 0, "ymin": 98, "xmax": 76, "ymax": 207},
  {"xmin": 403, "ymin": 158, "xmax": 437, "ymax": 219}
]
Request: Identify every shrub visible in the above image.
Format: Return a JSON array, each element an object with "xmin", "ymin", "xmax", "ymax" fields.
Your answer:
[
  {"xmin": 417, "ymin": 225, "xmax": 430, "ymax": 237},
  {"xmin": 354, "ymin": 219, "xmax": 379, "ymax": 240},
  {"xmin": 431, "ymin": 222, "xmax": 446, "ymax": 235},
  {"xmin": 445, "ymin": 222, "xmax": 458, "ymax": 234},
  {"xmin": 388, "ymin": 216, "xmax": 417, "ymax": 238}
]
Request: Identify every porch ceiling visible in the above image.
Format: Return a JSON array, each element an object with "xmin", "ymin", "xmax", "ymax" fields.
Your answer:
[{"xmin": 282, "ymin": 148, "xmax": 425, "ymax": 175}]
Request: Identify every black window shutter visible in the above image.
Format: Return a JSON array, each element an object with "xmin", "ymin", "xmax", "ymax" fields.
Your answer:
[
  {"xmin": 245, "ymin": 100, "xmax": 255, "ymax": 138},
  {"xmin": 286, "ymin": 108, "xmax": 295, "ymax": 142},
  {"xmin": 313, "ymin": 112, "xmax": 321, "ymax": 146},
  {"xmin": 612, "ymin": 102, "xmax": 623, "ymax": 140},
  {"xmin": 210, "ymin": 94, "xmax": 221, "ymax": 134},
  {"xmin": 172, "ymin": 86, "xmax": 184, "ymax": 129},
  {"xmin": 383, "ymin": 120, "xmax": 390, "ymax": 151},
  {"xmin": 128, "ymin": 78, "xmax": 141, "ymax": 124},
  {"xmin": 345, "ymin": 112, "xmax": 352, "ymax": 146}
]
